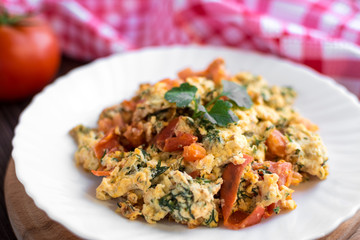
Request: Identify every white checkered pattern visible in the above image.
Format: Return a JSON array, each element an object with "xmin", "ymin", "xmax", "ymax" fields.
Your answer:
[{"xmin": 2, "ymin": 0, "xmax": 360, "ymax": 97}]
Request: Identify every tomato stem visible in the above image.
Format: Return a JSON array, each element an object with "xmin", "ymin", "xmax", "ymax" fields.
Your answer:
[{"xmin": 0, "ymin": 7, "xmax": 30, "ymax": 26}]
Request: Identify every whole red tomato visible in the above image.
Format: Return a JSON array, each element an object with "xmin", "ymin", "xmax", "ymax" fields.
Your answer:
[{"xmin": 0, "ymin": 11, "xmax": 60, "ymax": 101}]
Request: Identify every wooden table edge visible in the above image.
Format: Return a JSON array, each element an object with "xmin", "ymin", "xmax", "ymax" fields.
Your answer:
[{"xmin": 5, "ymin": 158, "xmax": 79, "ymax": 240}]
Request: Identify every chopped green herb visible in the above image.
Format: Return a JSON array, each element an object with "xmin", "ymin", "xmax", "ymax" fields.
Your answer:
[
  {"xmin": 152, "ymin": 160, "xmax": 169, "ymax": 180},
  {"xmin": 276, "ymin": 116, "xmax": 288, "ymax": 129},
  {"xmin": 159, "ymin": 185, "xmax": 195, "ymax": 221},
  {"xmin": 159, "ymin": 194, "xmax": 178, "ymax": 211},
  {"xmin": 195, "ymin": 177, "xmax": 212, "ymax": 184},
  {"xmin": 204, "ymin": 209, "xmax": 218, "ymax": 226},
  {"xmin": 253, "ymin": 138, "xmax": 263, "ymax": 147},
  {"xmin": 281, "ymin": 86, "xmax": 296, "ymax": 98},
  {"xmin": 252, "ymin": 146, "xmax": 258, "ymax": 153},
  {"xmin": 258, "ymin": 169, "xmax": 272, "ymax": 175},
  {"xmin": 78, "ymin": 145, "xmax": 90, "ymax": 151},
  {"xmin": 237, "ymin": 189, "xmax": 252, "ymax": 199},
  {"xmin": 140, "ymin": 149, "xmax": 150, "ymax": 158},
  {"xmin": 285, "ymin": 133, "xmax": 293, "ymax": 142},
  {"xmin": 125, "ymin": 153, "xmax": 147, "ymax": 175},
  {"xmin": 252, "ymin": 187, "xmax": 259, "ymax": 197},
  {"xmin": 264, "ymin": 193, "xmax": 270, "ymax": 201},
  {"xmin": 150, "ymin": 161, "xmax": 169, "ymax": 187},
  {"xmin": 101, "ymin": 149, "xmax": 108, "ymax": 159},
  {"xmin": 244, "ymin": 131, "xmax": 254, "ymax": 137},
  {"xmin": 261, "ymin": 91, "xmax": 270, "ymax": 102},
  {"xmin": 78, "ymin": 125, "xmax": 91, "ymax": 134},
  {"xmin": 100, "ymin": 149, "xmax": 108, "ymax": 164},
  {"xmin": 179, "ymin": 165, "xmax": 186, "ymax": 172},
  {"xmin": 204, "ymin": 129, "xmax": 222, "ymax": 143},
  {"xmin": 296, "ymin": 162, "xmax": 305, "ymax": 171},
  {"xmin": 321, "ymin": 159, "xmax": 328, "ymax": 167},
  {"xmin": 265, "ymin": 125, "xmax": 274, "ymax": 131},
  {"xmin": 273, "ymin": 206, "xmax": 280, "ymax": 214}
]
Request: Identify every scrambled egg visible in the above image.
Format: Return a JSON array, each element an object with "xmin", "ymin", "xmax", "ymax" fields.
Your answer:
[{"xmin": 70, "ymin": 59, "xmax": 328, "ymax": 229}]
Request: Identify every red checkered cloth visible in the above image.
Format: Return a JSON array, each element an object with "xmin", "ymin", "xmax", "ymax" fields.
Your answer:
[{"xmin": 2, "ymin": 0, "xmax": 360, "ymax": 97}]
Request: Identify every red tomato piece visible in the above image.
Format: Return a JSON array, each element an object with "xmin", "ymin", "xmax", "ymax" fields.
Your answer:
[
  {"xmin": 155, "ymin": 118, "xmax": 180, "ymax": 150},
  {"xmin": 298, "ymin": 116, "xmax": 319, "ymax": 132},
  {"xmin": 253, "ymin": 161, "xmax": 293, "ymax": 187},
  {"xmin": 224, "ymin": 206, "xmax": 265, "ymax": 230},
  {"xmin": 177, "ymin": 58, "xmax": 227, "ymax": 85},
  {"xmin": 266, "ymin": 129, "xmax": 287, "ymax": 158},
  {"xmin": 263, "ymin": 201, "xmax": 280, "ymax": 219},
  {"xmin": 159, "ymin": 78, "xmax": 184, "ymax": 89},
  {"xmin": 189, "ymin": 170, "xmax": 201, "ymax": 178},
  {"xmin": 91, "ymin": 170, "xmax": 111, "ymax": 177},
  {"xmin": 291, "ymin": 171, "xmax": 303, "ymax": 186},
  {"xmin": 177, "ymin": 68, "xmax": 196, "ymax": 80},
  {"xmin": 204, "ymin": 58, "xmax": 227, "ymax": 85},
  {"xmin": 122, "ymin": 100, "xmax": 137, "ymax": 112},
  {"xmin": 268, "ymin": 161, "xmax": 292, "ymax": 187},
  {"xmin": 220, "ymin": 154, "xmax": 253, "ymax": 223},
  {"xmin": 183, "ymin": 143, "xmax": 207, "ymax": 162},
  {"xmin": 163, "ymin": 133, "xmax": 198, "ymax": 152},
  {"xmin": 123, "ymin": 122, "xmax": 145, "ymax": 148},
  {"xmin": 93, "ymin": 130, "xmax": 120, "ymax": 159},
  {"xmin": 98, "ymin": 113, "xmax": 125, "ymax": 134}
]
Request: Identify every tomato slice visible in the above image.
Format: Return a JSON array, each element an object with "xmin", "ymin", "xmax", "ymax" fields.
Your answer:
[
  {"xmin": 123, "ymin": 122, "xmax": 145, "ymax": 148},
  {"xmin": 122, "ymin": 99, "xmax": 137, "ymax": 112},
  {"xmin": 155, "ymin": 117, "xmax": 179, "ymax": 150},
  {"xmin": 224, "ymin": 205, "xmax": 265, "ymax": 230},
  {"xmin": 159, "ymin": 78, "xmax": 184, "ymax": 89},
  {"xmin": 163, "ymin": 133, "xmax": 198, "ymax": 152},
  {"xmin": 253, "ymin": 161, "xmax": 293, "ymax": 187},
  {"xmin": 183, "ymin": 143, "xmax": 207, "ymax": 162},
  {"xmin": 268, "ymin": 161, "xmax": 292, "ymax": 187},
  {"xmin": 291, "ymin": 171, "xmax": 303, "ymax": 185},
  {"xmin": 299, "ymin": 116, "xmax": 319, "ymax": 132},
  {"xmin": 98, "ymin": 113, "xmax": 125, "ymax": 134},
  {"xmin": 220, "ymin": 154, "xmax": 253, "ymax": 223},
  {"xmin": 93, "ymin": 129, "xmax": 120, "ymax": 159},
  {"xmin": 221, "ymin": 154, "xmax": 269, "ymax": 229},
  {"xmin": 91, "ymin": 170, "xmax": 111, "ymax": 177},
  {"xmin": 189, "ymin": 170, "xmax": 201, "ymax": 178},
  {"xmin": 177, "ymin": 58, "xmax": 227, "ymax": 85},
  {"xmin": 263, "ymin": 201, "xmax": 280, "ymax": 219},
  {"xmin": 266, "ymin": 129, "xmax": 286, "ymax": 158}
]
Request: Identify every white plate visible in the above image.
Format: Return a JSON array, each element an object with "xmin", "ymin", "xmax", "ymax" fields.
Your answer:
[{"xmin": 13, "ymin": 46, "xmax": 360, "ymax": 240}]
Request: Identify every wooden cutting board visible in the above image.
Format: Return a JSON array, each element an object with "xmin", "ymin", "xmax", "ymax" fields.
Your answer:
[{"xmin": 5, "ymin": 158, "xmax": 360, "ymax": 240}]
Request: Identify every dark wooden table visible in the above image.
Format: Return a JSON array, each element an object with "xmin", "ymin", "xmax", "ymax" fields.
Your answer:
[{"xmin": 0, "ymin": 56, "xmax": 87, "ymax": 239}]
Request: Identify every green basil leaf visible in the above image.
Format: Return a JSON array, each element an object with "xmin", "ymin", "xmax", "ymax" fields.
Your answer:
[
  {"xmin": 197, "ymin": 105, "xmax": 216, "ymax": 124},
  {"xmin": 222, "ymin": 80, "xmax": 253, "ymax": 109},
  {"xmin": 164, "ymin": 83, "xmax": 198, "ymax": 108},
  {"xmin": 207, "ymin": 100, "xmax": 239, "ymax": 127}
]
